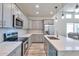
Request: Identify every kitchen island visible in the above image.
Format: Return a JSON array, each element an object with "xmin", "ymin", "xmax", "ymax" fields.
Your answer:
[{"xmin": 44, "ymin": 35, "xmax": 79, "ymax": 56}]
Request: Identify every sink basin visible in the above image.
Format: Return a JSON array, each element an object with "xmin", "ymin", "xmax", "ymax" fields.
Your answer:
[{"xmin": 48, "ymin": 36, "xmax": 59, "ymax": 40}]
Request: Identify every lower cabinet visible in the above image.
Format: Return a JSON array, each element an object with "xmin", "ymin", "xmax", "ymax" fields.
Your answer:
[
  {"xmin": 44, "ymin": 38, "xmax": 58, "ymax": 56},
  {"xmin": 44, "ymin": 38, "xmax": 49, "ymax": 55},
  {"xmin": 48, "ymin": 43, "xmax": 57, "ymax": 56},
  {"xmin": 8, "ymin": 45, "xmax": 21, "ymax": 56},
  {"xmin": 31, "ymin": 34, "xmax": 44, "ymax": 43},
  {"xmin": 28, "ymin": 37, "xmax": 32, "ymax": 48}
]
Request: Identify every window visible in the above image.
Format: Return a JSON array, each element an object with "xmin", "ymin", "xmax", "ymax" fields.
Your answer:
[
  {"xmin": 66, "ymin": 14, "xmax": 72, "ymax": 19},
  {"xmin": 75, "ymin": 14, "xmax": 79, "ymax": 19},
  {"xmin": 67, "ymin": 23, "xmax": 73, "ymax": 33},
  {"xmin": 74, "ymin": 23, "xmax": 79, "ymax": 33},
  {"xmin": 67, "ymin": 23, "xmax": 79, "ymax": 34}
]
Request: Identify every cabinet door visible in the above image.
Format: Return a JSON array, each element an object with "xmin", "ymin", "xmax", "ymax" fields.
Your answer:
[
  {"xmin": 12, "ymin": 4, "xmax": 16, "ymax": 15},
  {"xmin": 18, "ymin": 10, "xmax": 23, "ymax": 19},
  {"xmin": 48, "ymin": 43, "xmax": 57, "ymax": 56},
  {"xmin": 0, "ymin": 3, "xmax": 2, "ymax": 27},
  {"xmin": 44, "ymin": 38, "xmax": 49, "ymax": 55},
  {"xmin": 28, "ymin": 37, "xmax": 32, "ymax": 47},
  {"xmin": 32, "ymin": 20, "xmax": 43, "ymax": 30},
  {"xmin": 3, "ymin": 3, "xmax": 12, "ymax": 28},
  {"xmin": 23, "ymin": 15, "xmax": 28, "ymax": 29},
  {"xmin": 8, "ymin": 45, "xmax": 21, "ymax": 56},
  {"xmin": 44, "ymin": 19, "xmax": 54, "ymax": 25},
  {"xmin": 31, "ymin": 34, "xmax": 43, "ymax": 42}
]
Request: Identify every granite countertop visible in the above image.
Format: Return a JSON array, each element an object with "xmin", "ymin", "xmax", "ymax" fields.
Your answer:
[
  {"xmin": 44, "ymin": 35, "xmax": 79, "ymax": 51},
  {"xmin": 0, "ymin": 41, "xmax": 22, "ymax": 56}
]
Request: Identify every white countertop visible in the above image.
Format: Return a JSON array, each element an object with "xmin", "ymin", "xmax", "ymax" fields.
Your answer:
[
  {"xmin": 27, "ymin": 30, "xmax": 43, "ymax": 34},
  {"xmin": 0, "ymin": 42, "xmax": 22, "ymax": 56},
  {"xmin": 18, "ymin": 31, "xmax": 43, "ymax": 38},
  {"xmin": 18, "ymin": 34, "xmax": 32, "ymax": 38},
  {"xmin": 44, "ymin": 35, "xmax": 79, "ymax": 51}
]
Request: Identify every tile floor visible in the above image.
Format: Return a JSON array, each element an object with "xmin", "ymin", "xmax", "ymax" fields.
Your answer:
[{"xmin": 27, "ymin": 43, "xmax": 46, "ymax": 56}]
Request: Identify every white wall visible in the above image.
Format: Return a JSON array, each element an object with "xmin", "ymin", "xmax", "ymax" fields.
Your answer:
[{"xmin": 0, "ymin": 28, "xmax": 27, "ymax": 42}]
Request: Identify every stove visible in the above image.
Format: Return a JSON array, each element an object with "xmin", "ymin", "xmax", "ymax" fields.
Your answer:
[{"xmin": 3, "ymin": 32, "xmax": 28, "ymax": 56}]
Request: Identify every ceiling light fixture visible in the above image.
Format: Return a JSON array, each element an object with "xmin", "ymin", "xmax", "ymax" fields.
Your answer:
[
  {"xmin": 55, "ymin": 19, "xmax": 58, "ymax": 22},
  {"xmin": 61, "ymin": 11, "xmax": 64, "ymax": 19},
  {"xmin": 54, "ymin": 6, "xmax": 58, "ymax": 9},
  {"xmin": 75, "ymin": 4, "xmax": 79, "ymax": 13},
  {"xmin": 75, "ymin": 4, "xmax": 79, "ymax": 9},
  {"xmin": 35, "ymin": 5, "xmax": 39, "ymax": 8},
  {"xmin": 36, "ymin": 11, "xmax": 39, "ymax": 14},
  {"xmin": 54, "ymin": 17, "xmax": 58, "ymax": 22},
  {"xmin": 62, "ymin": 16, "xmax": 64, "ymax": 19},
  {"xmin": 50, "ymin": 11, "xmax": 53, "ymax": 15}
]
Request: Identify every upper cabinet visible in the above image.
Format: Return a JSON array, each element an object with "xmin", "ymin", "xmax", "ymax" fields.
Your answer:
[
  {"xmin": 12, "ymin": 4, "xmax": 23, "ymax": 20},
  {"xmin": 0, "ymin": 3, "xmax": 28, "ymax": 29},
  {"xmin": 44, "ymin": 19, "xmax": 54, "ymax": 25},
  {"xmin": 0, "ymin": 3, "xmax": 2, "ymax": 27},
  {"xmin": 3, "ymin": 3, "xmax": 12, "ymax": 28},
  {"xmin": 12, "ymin": 4, "xmax": 28, "ymax": 29},
  {"xmin": 23, "ymin": 15, "xmax": 28, "ymax": 29}
]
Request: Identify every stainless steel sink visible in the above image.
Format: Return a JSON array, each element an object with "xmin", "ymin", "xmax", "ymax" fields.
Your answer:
[{"xmin": 48, "ymin": 36, "xmax": 59, "ymax": 40}]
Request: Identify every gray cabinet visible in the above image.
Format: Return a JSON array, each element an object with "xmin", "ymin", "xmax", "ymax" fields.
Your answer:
[
  {"xmin": 0, "ymin": 3, "xmax": 2, "ymax": 27},
  {"xmin": 0, "ymin": 3, "xmax": 28, "ymax": 28},
  {"xmin": 44, "ymin": 38, "xmax": 49, "ymax": 55},
  {"xmin": 44, "ymin": 19, "xmax": 54, "ymax": 25},
  {"xmin": 28, "ymin": 37, "xmax": 32, "ymax": 48},
  {"xmin": 12, "ymin": 4, "xmax": 28, "ymax": 29},
  {"xmin": 23, "ymin": 15, "xmax": 28, "ymax": 29},
  {"xmin": 12, "ymin": 4, "xmax": 19, "ymax": 18},
  {"xmin": 3, "ymin": 3, "xmax": 12, "ymax": 28},
  {"xmin": 44, "ymin": 37, "xmax": 58, "ymax": 56},
  {"xmin": 31, "ymin": 34, "xmax": 44, "ymax": 43},
  {"xmin": 48, "ymin": 43, "xmax": 57, "ymax": 56}
]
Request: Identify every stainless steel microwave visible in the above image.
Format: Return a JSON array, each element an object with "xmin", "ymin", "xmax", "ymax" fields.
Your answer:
[{"xmin": 13, "ymin": 15, "xmax": 23, "ymax": 28}]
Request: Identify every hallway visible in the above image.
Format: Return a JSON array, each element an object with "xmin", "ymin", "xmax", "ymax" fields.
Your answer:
[{"xmin": 27, "ymin": 43, "xmax": 46, "ymax": 56}]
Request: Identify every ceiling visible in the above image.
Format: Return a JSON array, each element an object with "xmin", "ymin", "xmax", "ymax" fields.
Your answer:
[
  {"xmin": 16, "ymin": 3, "xmax": 64, "ymax": 17},
  {"xmin": 62, "ymin": 3, "xmax": 79, "ymax": 12}
]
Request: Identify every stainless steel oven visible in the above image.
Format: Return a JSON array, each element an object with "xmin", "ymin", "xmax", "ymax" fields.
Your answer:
[{"xmin": 23, "ymin": 39, "xmax": 28, "ymax": 55}]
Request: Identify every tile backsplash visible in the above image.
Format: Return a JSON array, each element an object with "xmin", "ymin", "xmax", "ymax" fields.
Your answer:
[{"xmin": 0, "ymin": 28, "xmax": 27, "ymax": 42}]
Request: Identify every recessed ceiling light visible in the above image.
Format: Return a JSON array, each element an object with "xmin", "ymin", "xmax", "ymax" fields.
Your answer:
[
  {"xmin": 50, "ymin": 11, "xmax": 53, "ymax": 15},
  {"xmin": 36, "ymin": 11, "xmax": 39, "ymax": 14},
  {"xmin": 54, "ymin": 20, "xmax": 58, "ymax": 22},
  {"xmin": 35, "ymin": 5, "xmax": 39, "ymax": 8}
]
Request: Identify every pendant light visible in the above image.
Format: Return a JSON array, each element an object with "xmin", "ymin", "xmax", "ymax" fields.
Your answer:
[
  {"xmin": 62, "ymin": 11, "xmax": 64, "ymax": 19},
  {"xmin": 75, "ymin": 4, "xmax": 79, "ymax": 13},
  {"xmin": 54, "ymin": 6, "xmax": 58, "ymax": 22}
]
